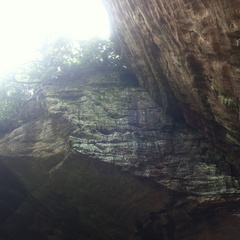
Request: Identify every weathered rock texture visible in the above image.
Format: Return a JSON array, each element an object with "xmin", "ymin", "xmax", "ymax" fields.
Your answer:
[
  {"xmin": 0, "ymin": 71, "xmax": 240, "ymax": 239},
  {"xmin": 103, "ymin": 0, "xmax": 240, "ymax": 164}
]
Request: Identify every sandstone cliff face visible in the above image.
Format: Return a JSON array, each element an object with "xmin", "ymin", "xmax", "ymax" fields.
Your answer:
[
  {"xmin": 0, "ymin": 71, "xmax": 240, "ymax": 239},
  {"xmin": 103, "ymin": 0, "xmax": 240, "ymax": 164}
]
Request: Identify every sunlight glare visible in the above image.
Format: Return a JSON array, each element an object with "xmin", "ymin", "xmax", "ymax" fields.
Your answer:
[{"xmin": 0, "ymin": 0, "xmax": 110, "ymax": 75}]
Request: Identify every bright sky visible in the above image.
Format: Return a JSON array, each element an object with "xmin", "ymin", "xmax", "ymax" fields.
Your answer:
[{"xmin": 0, "ymin": 0, "xmax": 110, "ymax": 75}]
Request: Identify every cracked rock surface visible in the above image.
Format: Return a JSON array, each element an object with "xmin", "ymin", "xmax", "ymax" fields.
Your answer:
[
  {"xmin": 0, "ymin": 71, "xmax": 240, "ymax": 239},
  {"xmin": 103, "ymin": 0, "xmax": 240, "ymax": 164}
]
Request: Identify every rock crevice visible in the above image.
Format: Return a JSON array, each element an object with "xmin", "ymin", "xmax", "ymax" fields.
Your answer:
[{"xmin": 103, "ymin": 0, "xmax": 240, "ymax": 163}]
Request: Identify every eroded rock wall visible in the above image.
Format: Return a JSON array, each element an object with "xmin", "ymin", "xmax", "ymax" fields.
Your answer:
[
  {"xmin": 103, "ymin": 0, "xmax": 240, "ymax": 164},
  {"xmin": 0, "ymin": 71, "xmax": 238, "ymax": 196},
  {"xmin": 0, "ymin": 71, "xmax": 240, "ymax": 239}
]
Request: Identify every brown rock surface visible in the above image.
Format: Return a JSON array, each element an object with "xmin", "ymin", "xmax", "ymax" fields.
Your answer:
[
  {"xmin": 103, "ymin": 0, "xmax": 240, "ymax": 164},
  {"xmin": 0, "ymin": 71, "xmax": 240, "ymax": 239}
]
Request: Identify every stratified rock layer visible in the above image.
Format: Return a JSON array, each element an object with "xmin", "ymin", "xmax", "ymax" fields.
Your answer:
[
  {"xmin": 103, "ymin": 0, "xmax": 240, "ymax": 164},
  {"xmin": 0, "ymin": 71, "xmax": 240, "ymax": 239},
  {"xmin": 0, "ymin": 71, "xmax": 239, "ymax": 195}
]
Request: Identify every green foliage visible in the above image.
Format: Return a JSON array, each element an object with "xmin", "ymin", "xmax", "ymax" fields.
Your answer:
[
  {"xmin": 211, "ymin": 84, "xmax": 239, "ymax": 114},
  {"xmin": 0, "ymin": 37, "xmax": 129, "ymax": 135},
  {"xmin": 0, "ymin": 79, "xmax": 33, "ymax": 135},
  {"xmin": 218, "ymin": 93, "xmax": 239, "ymax": 113},
  {"xmin": 16, "ymin": 37, "xmax": 126, "ymax": 83}
]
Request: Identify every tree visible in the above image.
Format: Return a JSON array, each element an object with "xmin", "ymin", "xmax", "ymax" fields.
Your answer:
[
  {"xmin": 0, "ymin": 79, "xmax": 33, "ymax": 135},
  {"xmin": 0, "ymin": 37, "xmax": 128, "ymax": 135},
  {"xmin": 14, "ymin": 37, "xmax": 126, "ymax": 83}
]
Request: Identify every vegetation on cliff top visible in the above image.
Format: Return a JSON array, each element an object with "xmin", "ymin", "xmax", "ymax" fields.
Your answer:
[{"xmin": 0, "ymin": 37, "xmax": 128, "ymax": 135}]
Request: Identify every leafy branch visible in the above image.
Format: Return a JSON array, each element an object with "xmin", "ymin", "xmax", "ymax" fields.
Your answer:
[{"xmin": 0, "ymin": 37, "xmax": 128, "ymax": 135}]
